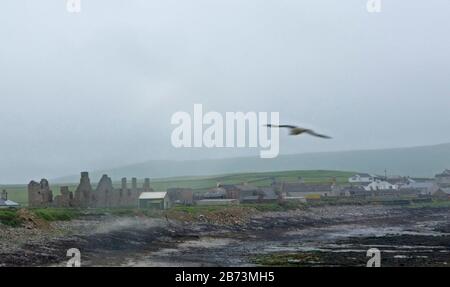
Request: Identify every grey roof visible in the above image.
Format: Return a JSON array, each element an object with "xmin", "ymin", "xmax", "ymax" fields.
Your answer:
[
  {"xmin": 260, "ymin": 187, "xmax": 278, "ymax": 198},
  {"xmin": 235, "ymin": 184, "xmax": 259, "ymax": 192},
  {"xmin": 216, "ymin": 184, "xmax": 259, "ymax": 192},
  {"xmin": 139, "ymin": 192, "xmax": 167, "ymax": 199},
  {"xmin": 204, "ymin": 188, "xmax": 227, "ymax": 198},
  {"xmin": 0, "ymin": 198, "xmax": 19, "ymax": 207},
  {"xmin": 351, "ymin": 173, "xmax": 372, "ymax": 178},
  {"xmin": 401, "ymin": 181, "xmax": 434, "ymax": 190},
  {"xmin": 282, "ymin": 183, "xmax": 332, "ymax": 193},
  {"xmin": 440, "ymin": 188, "xmax": 450, "ymax": 194},
  {"xmin": 386, "ymin": 177, "xmax": 410, "ymax": 185},
  {"xmin": 342, "ymin": 186, "xmax": 368, "ymax": 193},
  {"xmin": 216, "ymin": 184, "xmax": 238, "ymax": 192}
]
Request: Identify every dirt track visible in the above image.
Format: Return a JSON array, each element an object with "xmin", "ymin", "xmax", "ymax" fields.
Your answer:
[{"xmin": 1, "ymin": 205, "xmax": 449, "ymax": 267}]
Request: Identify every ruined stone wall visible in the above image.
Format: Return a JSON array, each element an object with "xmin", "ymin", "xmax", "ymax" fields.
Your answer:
[
  {"xmin": 167, "ymin": 188, "xmax": 194, "ymax": 204},
  {"xmin": 28, "ymin": 172, "xmax": 152, "ymax": 208},
  {"xmin": 93, "ymin": 174, "xmax": 115, "ymax": 208},
  {"xmin": 74, "ymin": 172, "xmax": 92, "ymax": 207},
  {"xmin": 28, "ymin": 179, "xmax": 53, "ymax": 208},
  {"xmin": 113, "ymin": 177, "xmax": 150, "ymax": 207},
  {"xmin": 88, "ymin": 175, "xmax": 151, "ymax": 208},
  {"xmin": 54, "ymin": 186, "xmax": 74, "ymax": 207}
]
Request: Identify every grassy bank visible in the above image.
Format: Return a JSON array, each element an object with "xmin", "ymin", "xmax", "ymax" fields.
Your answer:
[
  {"xmin": 31, "ymin": 208, "xmax": 82, "ymax": 221},
  {"xmin": 0, "ymin": 208, "xmax": 82, "ymax": 227},
  {"xmin": 0, "ymin": 209, "xmax": 22, "ymax": 227}
]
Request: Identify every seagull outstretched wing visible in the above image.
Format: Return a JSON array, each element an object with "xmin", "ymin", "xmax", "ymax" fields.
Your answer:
[{"xmin": 304, "ymin": 129, "xmax": 332, "ymax": 139}]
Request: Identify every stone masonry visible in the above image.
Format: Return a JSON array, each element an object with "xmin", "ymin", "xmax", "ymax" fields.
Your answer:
[
  {"xmin": 28, "ymin": 172, "xmax": 153, "ymax": 208},
  {"xmin": 27, "ymin": 179, "xmax": 53, "ymax": 208},
  {"xmin": 74, "ymin": 171, "xmax": 92, "ymax": 207}
]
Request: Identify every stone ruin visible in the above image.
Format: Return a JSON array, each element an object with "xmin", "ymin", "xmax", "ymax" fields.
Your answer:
[
  {"xmin": 91, "ymin": 174, "xmax": 147, "ymax": 208},
  {"xmin": 28, "ymin": 172, "xmax": 153, "ymax": 208},
  {"xmin": 28, "ymin": 179, "xmax": 54, "ymax": 208},
  {"xmin": 54, "ymin": 186, "xmax": 74, "ymax": 208},
  {"xmin": 74, "ymin": 171, "xmax": 91, "ymax": 207}
]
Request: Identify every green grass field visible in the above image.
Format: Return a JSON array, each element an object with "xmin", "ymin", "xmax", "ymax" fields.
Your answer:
[{"xmin": 1, "ymin": 169, "xmax": 355, "ymax": 206}]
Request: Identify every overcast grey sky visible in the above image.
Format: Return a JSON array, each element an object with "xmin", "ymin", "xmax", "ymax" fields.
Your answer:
[{"xmin": 1, "ymin": 0, "xmax": 449, "ymax": 183}]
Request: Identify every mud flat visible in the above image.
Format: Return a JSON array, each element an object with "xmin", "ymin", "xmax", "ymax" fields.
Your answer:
[{"xmin": 1, "ymin": 205, "xmax": 450, "ymax": 267}]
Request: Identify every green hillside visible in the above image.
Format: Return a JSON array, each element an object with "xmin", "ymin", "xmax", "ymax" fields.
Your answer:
[{"xmin": 55, "ymin": 143, "xmax": 450, "ymax": 183}]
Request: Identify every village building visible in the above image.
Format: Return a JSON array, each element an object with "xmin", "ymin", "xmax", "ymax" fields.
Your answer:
[
  {"xmin": 400, "ymin": 179, "xmax": 434, "ymax": 194},
  {"xmin": 428, "ymin": 183, "xmax": 450, "ymax": 199},
  {"xmin": 216, "ymin": 183, "xmax": 241, "ymax": 199},
  {"xmin": 234, "ymin": 184, "xmax": 261, "ymax": 201},
  {"xmin": 363, "ymin": 180, "xmax": 398, "ymax": 191},
  {"xmin": 138, "ymin": 191, "xmax": 171, "ymax": 209},
  {"xmin": 431, "ymin": 187, "xmax": 450, "ymax": 200},
  {"xmin": 344, "ymin": 186, "xmax": 373, "ymax": 197},
  {"xmin": 202, "ymin": 183, "xmax": 280, "ymax": 203},
  {"xmin": 348, "ymin": 173, "xmax": 380, "ymax": 184},
  {"xmin": 202, "ymin": 187, "xmax": 227, "ymax": 200},
  {"xmin": 196, "ymin": 199, "xmax": 239, "ymax": 206},
  {"xmin": 167, "ymin": 188, "xmax": 194, "ymax": 205},
  {"xmin": 240, "ymin": 186, "xmax": 280, "ymax": 203},
  {"xmin": 326, "ymin": 184, "xmax": 351, "ymax": 197},
  {"xmin": 386, "ymin": 176, "xmax": 414, "ymax": 187},
  {"xmin": 0, "ymin": 190, "xmax": 19, "ymax": 208},
  {"xmin": 54, "ymin": 186, "xmax": 75, "ymax": 207},
  {"xmin": 339, "ymin": 185, "xmax": 421, "ymax": 198},
  {"xmin": 435, "ymin": 169, "xmax": 450, "ymax": 186},
  {"xmin": 259, "ymin": 187, "xmax": 279, "ymax": 201},
  {"xmin": 28, "ymin": 179, "xmax": 53, "ymax": 208},
  {"xmin": 280, "ymin": 182, "xmax": 333, "ymax": 197},
  {"xmin": 210, "ymin": 183, "xmax": 260, "ymax": 200}
]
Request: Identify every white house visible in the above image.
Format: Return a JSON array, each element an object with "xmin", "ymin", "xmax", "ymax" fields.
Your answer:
[
  {"xmin": 363, "ymin": 180, "xmax": 398, "ymax": 191},
  {"xmin": 138, "ymin": 192, "xmax": 172, "ymax": 209},
  {"xmin": 348, "ymin": 173, "xmax": 380, "ymax": 184}
]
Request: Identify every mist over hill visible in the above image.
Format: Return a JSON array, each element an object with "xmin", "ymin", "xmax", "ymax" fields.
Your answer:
[{"xmin": 54, "ymin": 143, "xmax": 450, "ymax": 183}]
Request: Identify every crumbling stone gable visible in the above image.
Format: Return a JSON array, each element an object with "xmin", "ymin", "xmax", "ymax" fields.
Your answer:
[
  {"xmin": 74, "ymin": 172, "xmax": 92, "ymax": 207},
  {"xmin": 28, "ymin": 179, "xmax": 53, "ymax": 207},
  {"xmin": 94, "ymin": 174, "xmax": 115, "ymax": 208},
  {"xmin": 28, "ymin": 172, "xmax": 153, "ymax": 208}
]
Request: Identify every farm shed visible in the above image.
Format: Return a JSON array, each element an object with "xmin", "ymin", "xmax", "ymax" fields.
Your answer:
[{"xmin": 138, "ymin": 192, "xmax": 172, "ymax": 210}]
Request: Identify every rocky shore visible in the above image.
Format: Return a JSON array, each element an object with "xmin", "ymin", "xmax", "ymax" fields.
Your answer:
[{"xmin": 1, "ymin": 204, "xmax": 449, "ymax": 267}]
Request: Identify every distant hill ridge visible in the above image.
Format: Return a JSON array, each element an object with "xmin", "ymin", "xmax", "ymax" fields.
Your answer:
[{"xmin": 53, "ymin": 143, "xmax": 450, "ymax": 183}]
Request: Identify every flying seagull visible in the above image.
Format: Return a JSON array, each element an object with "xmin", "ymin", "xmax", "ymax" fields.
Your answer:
[{"xmin": 265, "ymin": 124, "xmax": 332, "ymax": 139}]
